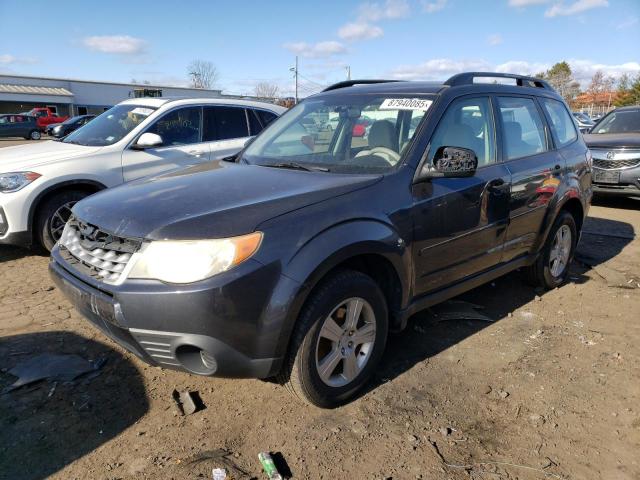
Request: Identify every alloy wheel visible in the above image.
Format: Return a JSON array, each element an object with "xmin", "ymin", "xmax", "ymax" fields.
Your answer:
[
  {"xmin": 549, "ymin": 224, "xmax": 572, "ymax": 277},
  {"xmin": 49, "ymin": 201, "xmax": 76, "ymax": 242},
  {"xmin": 315, "ymin": 297, "xmax": 376, "ymax": 388}
]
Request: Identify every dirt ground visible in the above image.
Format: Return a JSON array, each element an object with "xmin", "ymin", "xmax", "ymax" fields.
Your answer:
[{"xmin": 1, "ymin": 194, "xmax": 639, "ymax": 480}]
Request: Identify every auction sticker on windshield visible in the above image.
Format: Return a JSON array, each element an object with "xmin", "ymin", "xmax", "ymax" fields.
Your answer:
[{"xmin": 380, "ymin": 98, "xmax": 432, "ymax": 111}]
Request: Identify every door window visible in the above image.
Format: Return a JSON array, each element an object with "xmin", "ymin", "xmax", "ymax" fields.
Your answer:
[
  {"xmin": 540, "ymin": 98, "xmax": 578, "ymax": 147},
  {"xmin": 147, "ymin": 107, "xmax": 202, "ymax": 146},
  {"xmin": 203, "ymin": 106, "xmax": 249, "ymax": 141},
  {"xmin": 247, "ymin": 109, "xmax": 264, "ymax": 135},
  {"xmin": 256, "ymin": 110, "xmax": 277, "ymax": 128},
  {"xmin": 497, "ymin": 97, "xmax": 547, "ymax": 160},
  {"xmin": 429, "ymin": 97, "xmax": 496, "ymax": 167}
]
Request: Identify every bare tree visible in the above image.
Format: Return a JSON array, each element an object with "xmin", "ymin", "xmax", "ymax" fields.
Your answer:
[
  {"xmin": 187, "ymin": 60, "xmax": 219, "ymax": 89},
  {"xmin": 254, "ymin": 82, "xmax": 280, "ymax": 99},
  {"xmin": 587, "ymin": 70, "xmax": 615, "ymax": 104}
]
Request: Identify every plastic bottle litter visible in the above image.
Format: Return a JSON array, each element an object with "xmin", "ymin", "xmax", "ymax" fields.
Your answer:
[
  {"xmin": 212, "ymin": 467, "xmax": 227, "ymax": 480},
  {"xmin": 258, "ymin": 452, "xmax": 283, "ymax": 480}
]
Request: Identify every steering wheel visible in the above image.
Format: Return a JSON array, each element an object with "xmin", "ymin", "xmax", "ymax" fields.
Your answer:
[{"xmin": 355, "ymin": 146, "xmax": 401, "ymax": 165}]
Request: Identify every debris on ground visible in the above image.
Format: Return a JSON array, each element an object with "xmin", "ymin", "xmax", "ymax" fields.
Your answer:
[
  {"xmin": 258, "ymin": 452, "xmax": 283, "ymax": 480},
  {"xmin": 187, "ymin": 449, "xmax": 250, "ymax": 479},
  {"xmin": 592, "ymin": 264, "xmax": 637, "ymax": 289},
  {"xmin": 172, "ymin": 389, "xmax": 204, "ymax": 415},
  {"xmin": 430, "ymin": 300, "xmax": 494, "ymax": 323},
  {"xmin": 212, "ymin": 467, "xmax": 227, "ymax": 479},
  {"xmin": 2, "ymin": 353, "xmax": 106, "ymax": 393}
]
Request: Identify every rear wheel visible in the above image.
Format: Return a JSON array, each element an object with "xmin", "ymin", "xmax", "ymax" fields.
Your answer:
[
  {"xmin": 35, "ymin": 190, "xmax": 90, "ymax": 251},
  {"xmin": 29, "ymin": 130, "xmax": 41, "ymax": 140},
  {"xmin": 525, "ymin": 211, "xmax": 577, "ymax": 289},
  {"xmin": 278, "ymin": 270, "xmax": 388, "ymax": 408}
]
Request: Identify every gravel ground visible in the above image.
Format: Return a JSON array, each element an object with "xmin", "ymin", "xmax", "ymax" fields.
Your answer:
[{"xmin": 0, "ymin": 186, "xmax": 638, "ymax": 479}]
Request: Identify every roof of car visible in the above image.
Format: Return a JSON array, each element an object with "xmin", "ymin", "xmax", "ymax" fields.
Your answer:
[
  {"xmin": 613, "ymin": 105, "xmax": 640, "ymax": 112},
  {"xmin": 118, "ymin": 96, "xmax": 286, "ymax": 113}
]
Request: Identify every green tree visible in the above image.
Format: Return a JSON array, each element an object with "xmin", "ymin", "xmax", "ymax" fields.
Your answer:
[
  {"xmin": 614, "ymin": 73, "xmax": 640, "ymax": 107},
  {"xmin": 539, "ymin": 61, "xmax": 581, "ymax": 103}
]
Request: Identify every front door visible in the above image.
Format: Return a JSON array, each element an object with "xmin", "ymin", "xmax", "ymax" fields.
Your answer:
[
  {"xmin": 122, "ymin": 106, "xmax": 210, "ymax": 182},
  {"xmin": 412, "ymin": 96, "xmax": 511, "ymax": 296}
]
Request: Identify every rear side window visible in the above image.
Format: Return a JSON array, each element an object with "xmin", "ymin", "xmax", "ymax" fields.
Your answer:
[
  {"xmin": 203, "ymin": 106, "xmax": 249, "ymax": 141},
  {"xmin": 247, "ymin": 109, "xmax": 264, "ymax": 135},
  {"xmin": 497, "ymin": 97, "xmax": 547, "ymax": 161},
  {"xmin": 256, "ymin": 110, "xmax": 277, "ymax": 127},
  {"xmin": 429, "ymin": 96, "xmax": 496, "ymax": 167},
  {"xmin": 540, "ymin": 98, "xmax": 577, "ymax": 147}
]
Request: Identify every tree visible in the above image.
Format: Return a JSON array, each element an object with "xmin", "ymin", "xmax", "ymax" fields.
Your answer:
[
  {"xmin": 254, "ymin": 82, "xmax": 280, "ymax": 99},
  {"xmin": 539, "ymin": 61, "xmax": 581, "ymax": 103},
  {"xmin": 587, "ymin": 70, "xmax": 614, "ymax": 103},
  {"xmin": 187, "ymin": 60, "xmax": 219, "ymax": 89},
  {"xmin": 614, "ymin": 73, "xmax": 640, "ymax": 107}
]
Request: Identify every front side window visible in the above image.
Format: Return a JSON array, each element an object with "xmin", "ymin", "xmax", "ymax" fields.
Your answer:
[
  {"xmin": 591, "ymin": 109, "xmax": 640, "ymax": 134},
  {"xmin": 63, "ymin": 104, "xmax": 156, "ymax": 146},
  {"xmin": 147, "ymin": 107, "xmax": 202, "ymax": 146},
  {"xmin": 497, "ymin": 97, "xmax": 547, "ymax": 161},
  {"xmin": 203, "ymin": 106, "xmax": 249, "ymax": 141},
  {"xmin": 541, "ymin": 98, "xmax": 578, "ymax": 147},
  {"xmin": 428, "ymin": 96, "xmax": 496, "ymax": 167},
  {"xmin": 242, "ymin": 95, "xmax": 434, "ymax": 173}
]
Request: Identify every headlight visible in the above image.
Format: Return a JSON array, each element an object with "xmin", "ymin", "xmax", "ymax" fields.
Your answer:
[
  {"xmin": 128, "ymin": 232, "xmax": 263, "ymax": 284},
  {"xmin": 0, "ymin": 172, "xmax": 41, "ymax": 193}
]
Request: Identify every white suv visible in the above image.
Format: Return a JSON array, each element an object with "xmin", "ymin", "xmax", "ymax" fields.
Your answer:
[{"xmin": 0, "ymin": 97, "xmax": 285, "ymax": 250}]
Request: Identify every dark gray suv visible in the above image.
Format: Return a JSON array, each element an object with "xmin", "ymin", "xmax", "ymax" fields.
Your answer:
[
  {"xmin": 50, "ymin": 72, "xmax": 592, "ymax": 407},
  {"xmin": 0, "ymin": 114, "xmax": 40, "ymax": 140}
]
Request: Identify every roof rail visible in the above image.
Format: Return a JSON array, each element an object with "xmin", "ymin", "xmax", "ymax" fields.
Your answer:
[
  {"xmin": 445, "ymin": 72, "xmax": 552, "ymax": 90},
  {"xmin": 322, "ymin": 79, "xmax": 401, "ymax": 92}
]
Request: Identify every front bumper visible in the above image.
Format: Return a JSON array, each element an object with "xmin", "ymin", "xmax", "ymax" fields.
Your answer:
[
  {"xmin": 49, "ymin": 246, "xmax": 297, "ymax": 378},
  {"xmin": 592, "ymin": 165, "xmax": 640, "ymax": 197}
]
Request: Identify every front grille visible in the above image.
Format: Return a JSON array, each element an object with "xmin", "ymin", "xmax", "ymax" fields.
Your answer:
[
  {"xmin": 58, "ymin": 217, "xmax": 141, "ymax": 284},
  {"xmin": 593, "ymin": 158, "xmax": 640, "ymax": 170}
]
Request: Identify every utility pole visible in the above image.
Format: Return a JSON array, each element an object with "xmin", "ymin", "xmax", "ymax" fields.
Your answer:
[
  {"xmin": 289, "ymin": 56, "xmax": 299, "ymax": 104},
  {"xmin": 346, "ymin": 66, "xmax": 351, "ymax": 81}
]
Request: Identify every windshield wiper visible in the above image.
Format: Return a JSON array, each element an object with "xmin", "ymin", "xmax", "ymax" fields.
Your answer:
[{"xmin": 263, "ymin": 162, "xmax": 330, "ymax": 172}]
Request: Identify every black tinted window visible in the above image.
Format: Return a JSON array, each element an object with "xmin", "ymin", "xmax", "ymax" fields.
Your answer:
[
  {"xmin": 257, "ymin": 110, "xmax": 277, "ymax": 127},
  {"xmin": 147, "ymin": 107, "xmax": 202, "ymax": 146},
  {"xmin": 203, "ymin": 106, "xmax": 249, "ymax": 141},
  {"xmin": 247, "ymin": 109, "xmax": 264, "ymax": 135}
]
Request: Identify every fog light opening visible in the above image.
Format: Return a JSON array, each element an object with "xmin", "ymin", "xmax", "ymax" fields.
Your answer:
[{"xmin": 175, "ymin": 345, "xmax": 217, "ymax": 375}]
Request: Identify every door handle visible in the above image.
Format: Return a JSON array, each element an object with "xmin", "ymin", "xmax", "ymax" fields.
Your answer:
[
  {"xmin": 188, "ymin": 150, "xmax": 205, "ymax": 156},
  {"xmin": 487, "ymin": 178, "xmax": 509, "ymax": 193},
  {"xmin": 552, "ymin": 164, "xmax": 562, "ymax": 172}
]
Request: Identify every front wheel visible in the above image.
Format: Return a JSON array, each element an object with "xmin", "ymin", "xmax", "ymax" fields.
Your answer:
[
  {"xmin": 35, "ymin": 190, "xmax": 90, "ymax": 251},
  {"xmin": 278, "ymin": 270, "xmax": 388, "ymax": 408},
  {"xmin": 525, "ymin": 211, "xmax": 577, "ymax": 289}
]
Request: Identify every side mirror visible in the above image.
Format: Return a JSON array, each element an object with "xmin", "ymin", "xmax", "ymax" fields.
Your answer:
[
  {"xmin": 132, "ymin": 132, "xmax": 163, "ymax": 150},
  {"xmin": 417, "ymin": 146, "xmax": 478, "ymax": 180}
]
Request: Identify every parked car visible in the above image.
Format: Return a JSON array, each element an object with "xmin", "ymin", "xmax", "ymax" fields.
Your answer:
[
  {"xmin": 51, "ymin": 73, "xmax": 591, "ymax": 408},
  {"xmin": 583, "ymin": 106, "xmax": 640, "ymax": 197},
  {"xmin": 26, "ymin": 107, "xmax": 69, "ymax": 131},
  {"xmin": 0, "ymin": 97, "xmax": 285, "ymax": 250},
  {"xmin": 0, "ymin": 114, "xmax": 41, "ymax": 140},
  {"xmin": 48, "ymin": 115, "xmax": 96, "ymax": 138},
  {"xmin": 572, "ymin": 111, "xmax": 594, "ymax": 133}
]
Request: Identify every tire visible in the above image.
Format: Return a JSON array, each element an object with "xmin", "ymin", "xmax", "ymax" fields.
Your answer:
[
  {"xmin": 524, "ymin": 211, "xmax": 577, "ymax": 290},
  {"xmin": 29, "ymin": 130, "xmax": 41, "ymax": 140},
  {"xmin": 35, "ymin": 190, "xmax": 89, "ymax": 251},
  {"xmin": 278, "ymin": 270, "xmax": 388, "ymax": 408}
]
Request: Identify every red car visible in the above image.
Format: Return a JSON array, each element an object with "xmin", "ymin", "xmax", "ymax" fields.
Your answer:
[
  {"xmin": 352, "ymin": 117, "xmax": 372, "ymax": 137},
  {"xmin": 26, "ymin": 107, "xmax": 69, "ymax": 132}
]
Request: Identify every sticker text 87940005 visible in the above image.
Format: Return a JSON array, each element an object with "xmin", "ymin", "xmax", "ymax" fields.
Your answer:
[{"xmin": 380, "ymin": 98, "xmax": 433, "ymax": 111}]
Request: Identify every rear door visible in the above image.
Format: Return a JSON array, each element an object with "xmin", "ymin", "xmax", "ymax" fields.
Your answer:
[
  {"xmin": 412, "ymin": 96, "xmax": 511, "ymax": 295},
  {"xmin": 122, "ymin": 106, "xmax": 209, "ymax": 181},
  {"xmin": 495, "ymin": 95, "xmax": 564, "ymax": 262},
  {"xmin": 203, "ymin": 106, "xmax": 252, "ymax": 161}
]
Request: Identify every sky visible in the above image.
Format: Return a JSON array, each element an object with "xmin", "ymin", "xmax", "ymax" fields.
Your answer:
[{"xmin": 1, "ymin": 0, "xmax": 639, "ymax": 97}]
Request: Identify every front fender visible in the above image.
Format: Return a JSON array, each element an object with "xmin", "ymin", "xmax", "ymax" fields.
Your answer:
[{"xmin": 265, "ymin": 219, "xmax": 412, "ymax": 360}]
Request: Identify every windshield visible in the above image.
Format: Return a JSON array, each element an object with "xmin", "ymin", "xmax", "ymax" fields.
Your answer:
[
  {"xmin": 62, "ymin": 115, "xmax": 85, "ymax": 125},
  {"xmin": 573, "ymin": 112, "xmax": 593, "ymax": 124},
  {"xmin": 63, "ymin": 104, "xmax": 156, "ymax": 146},
  {"xmin": 591, "ymin": 110, "xmax": 640, "ymax": 134},
  {"xmin": 241, "ymin": 94, "xmax": 434, "ymax": 173}
]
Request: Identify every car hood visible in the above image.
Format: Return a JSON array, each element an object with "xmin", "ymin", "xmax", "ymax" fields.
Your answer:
[
  {"xmin": 583, "ymin": 133, "xmax": 640, "ymax": 149},
  {"xmin": 0, "ymin": 141, "xmax": 103, "ymax": 171},
  {"xmin": 73, "ymin": 161, "xmax": 382, "ymax": 240}
]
